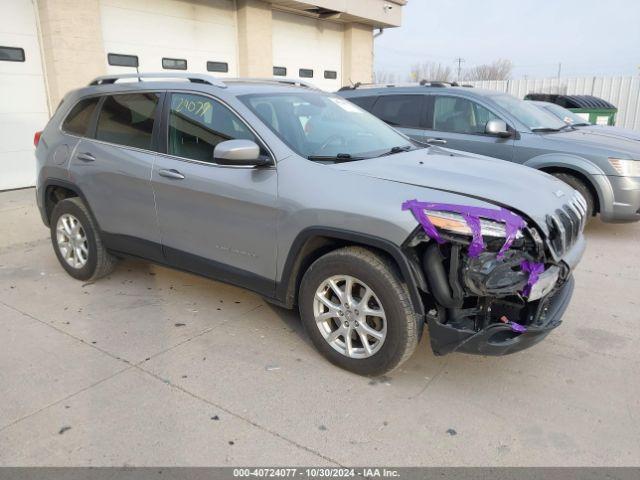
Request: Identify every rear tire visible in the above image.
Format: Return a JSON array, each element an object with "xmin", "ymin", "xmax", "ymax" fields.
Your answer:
[
  {"xmin": 298, "ymin": 246, "xmax": 420, "ymax": 376},
  {"xmin": 552, "ymin": 172, "xmax": 595, "ymax": 220},
  {"xmin": 50, "ymin": 198, "xmax": 117, "ymax": 281}
]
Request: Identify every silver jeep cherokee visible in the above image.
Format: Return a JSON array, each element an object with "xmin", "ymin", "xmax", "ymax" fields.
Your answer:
[{"xmin": 35, "ymin": 73, "xmax": 586, "ymax": 376}]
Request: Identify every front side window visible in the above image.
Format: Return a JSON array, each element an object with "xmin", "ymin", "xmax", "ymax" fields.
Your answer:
[
  {"xmin": 62, "ymin": 97, "xmax": 100, "ymax": 136},
  {"xmin": 433, "ymin": 96, "xmax": 501, "ymax": 134},
  {"xmin": 240, "ymin": 92, "xmax": 417, "ymax": 159},
  {"xmin": 371, "ymin": 95, "xmax": 423, "ymax": 128},
  {"xmin": 168, "ymin": 93, "xmax": 259, "ymax": 163},
  {"xmin": 95, "ymin": 93, "xmax": 159, "ymax": 150}
]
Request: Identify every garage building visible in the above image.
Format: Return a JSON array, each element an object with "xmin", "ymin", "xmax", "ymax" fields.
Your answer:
[{"xmin": 1, "ymin": 0, "xmax": 406, "ymax": 190}]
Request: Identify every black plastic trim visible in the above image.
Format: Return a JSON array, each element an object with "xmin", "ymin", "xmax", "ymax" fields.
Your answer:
[{"xmin": 275, "ymin": 227, "xmax": 426, "ymax": 316}]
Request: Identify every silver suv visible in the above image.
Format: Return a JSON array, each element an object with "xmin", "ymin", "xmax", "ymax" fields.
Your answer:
[
  {"xmin": 35, "ymin": 73, "xmax": 586, "ymax": 376},
  {"xmin": 338, "ymin": 83, "xmax": 640, "ymax": 223}
]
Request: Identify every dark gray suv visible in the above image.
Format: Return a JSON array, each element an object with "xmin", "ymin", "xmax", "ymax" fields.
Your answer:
[
  {"xmin": 338, "ymin": 83, "xmax": 640, "ymax": 223},
  {"xmin": 35, "ymin": 73, "xmax": 586, "ymax": 375}
]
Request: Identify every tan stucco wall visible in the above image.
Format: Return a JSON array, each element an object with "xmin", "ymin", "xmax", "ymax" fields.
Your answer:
[
  {"xmin": 342, "ymin": 22, "xmax": 374, "ymax": 86},
  {"xmin": 237, "ymin": 0, "xmax": 273, "ymax": 77},
  {"xmin": 36, "ymin": 0, "xmax": 107, "ymax": 108}
]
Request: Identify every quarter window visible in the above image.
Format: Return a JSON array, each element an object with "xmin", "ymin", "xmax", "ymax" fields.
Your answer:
[
  {"xmin": 0, "ymin": 46, "xmax": 25, "ymax": 62},
  {"xmin": 168, "ymin": 93, "xmax": 260, "ymax": 163},
  {"xmin": 371, "ymin": 95, "xmax": 423, "ymax": 128},
  {"xmin": 95, "ymin": 93, "xmax": 159, "ymax": 150},
  {"xmin": 433, "ymin": 96, "xmax": 501, "ymax": 134},
  {"xmin": 62, "ymin": 97, "xmax": 100, "ymax": 136},
  {"xmin": 162, "ymin": 58, "xmax": 187, "ymax": 70}
]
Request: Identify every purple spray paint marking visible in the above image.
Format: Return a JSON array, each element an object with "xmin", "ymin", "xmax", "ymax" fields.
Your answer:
[
  {"xmin": 510, "ymin": 321, "xmax": 527, "ymax": 333},
  {"xmin": 402, "ymin": 200, "xmax": 526, "ymax": 258},
  {"xmin": 521, "ymin": 260, "xmax": 545, "ymax": 297}
]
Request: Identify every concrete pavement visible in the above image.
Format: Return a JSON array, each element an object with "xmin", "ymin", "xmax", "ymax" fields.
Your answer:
[{"xmin": 0, "ymin": 188, "xmax": 638, "ymax": 466}]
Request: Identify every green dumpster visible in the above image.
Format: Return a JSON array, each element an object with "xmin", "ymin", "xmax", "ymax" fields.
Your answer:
[{"xmin": 523, "ymin": 94, "xmax": 617, "ymax": 126}]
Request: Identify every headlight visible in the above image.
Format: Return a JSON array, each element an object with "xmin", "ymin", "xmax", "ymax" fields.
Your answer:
[
  {"xmin": 424, "ymin": 210, "xmax": 521, "ymax": 239},
  {"xmin": 608, "ymin": 158, "xmax": 640, "ymax": 177}
]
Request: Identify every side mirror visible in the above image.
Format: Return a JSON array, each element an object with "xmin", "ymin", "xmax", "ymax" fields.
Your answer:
[
  {"xmin": 485, "ymin": 119, "xmax": 511, "ymax": 138},
  {"xmin": 213, "ymin": 139, "xmax": 269, "ymax": 166}
]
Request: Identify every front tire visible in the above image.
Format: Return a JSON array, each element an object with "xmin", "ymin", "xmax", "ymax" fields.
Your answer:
[
  {"xmin": 50, "ymin": 198, "xmax": 117, "ymax": 281},
  {"xmin": 298, "ymin": 246, "xmax": 420, "ymax": 376}
]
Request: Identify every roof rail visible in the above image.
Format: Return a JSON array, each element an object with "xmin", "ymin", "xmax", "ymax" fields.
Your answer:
[
  {"xmin": 224, "ymin": 77, "xmax": 317, "ymax": 89},
  {"xmin": 88, "ymin": 72, "xmax": 227, "ymax": 88}
]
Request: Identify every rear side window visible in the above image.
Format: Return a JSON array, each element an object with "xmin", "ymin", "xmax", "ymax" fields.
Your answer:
[
  {"xmin": 345, "ymin": 96, "xmax": 377, "ymax": 112},
  {"xmin": 62, "ymin": 97, "xmax": 100, "ymax": 136},
  {"xmin": 95, "ymin": 93, "xmax": 159, "ymax": 150},
  {"xmin": 371, "ymin": 95, "xmax": 424, "ymax": 128}
]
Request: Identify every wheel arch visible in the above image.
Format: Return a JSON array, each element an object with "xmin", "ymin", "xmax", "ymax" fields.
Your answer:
[
  {"xmin": 41, "ymin": 179, "xmax": 99, "ymax": 229},
  {"xmin": 275, "ymin": 227, "xmax": 426, "ymax": 317},
  {"xmin": 524, "ymin": 154, "xmax": 608, "ymax": 215}
]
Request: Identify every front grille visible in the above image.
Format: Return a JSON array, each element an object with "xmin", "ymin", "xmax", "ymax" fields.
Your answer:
[{"xmin": 546, "ymin": 192, "xmax": 587, "ymax": 260}]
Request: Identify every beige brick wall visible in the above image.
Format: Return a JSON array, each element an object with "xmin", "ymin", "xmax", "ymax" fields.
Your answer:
[
  {"xmin": 237, "ymin": 0, "xmax": 273, "ymax": 77},
  {"xmin": 342, "ymin": 22, "xmax": 374, "ymax": 86},
  {"xmin": 36, "ymin": 0, "xmax": 106, "ymax": 107}
]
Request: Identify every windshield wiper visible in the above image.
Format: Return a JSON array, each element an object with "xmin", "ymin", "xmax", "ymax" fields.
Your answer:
[
  {"xmin": 307, "ymin": 153, "xmax": 365, "ymax": 163},
  {"xmin": 377, "ymin": 145, "xmax": 413, "ymax": 157}
]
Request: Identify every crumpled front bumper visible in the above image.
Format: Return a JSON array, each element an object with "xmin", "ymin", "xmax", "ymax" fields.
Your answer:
[{"xmin": 427, "ymin": 275, "xmax": 574, "ymax": 356}]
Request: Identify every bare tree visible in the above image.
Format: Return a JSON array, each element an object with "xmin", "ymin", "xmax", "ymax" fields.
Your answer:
[
  {"xmin": 373, "ymin": 69, "xmax": 398, "ymax": 84},
  {"xmin": 464, "ymin": 59, "xmax": 513, "ymax": 81},
  {"xmin": 409, "ymin": 62, "xmax": 453, "ymax": 82}
]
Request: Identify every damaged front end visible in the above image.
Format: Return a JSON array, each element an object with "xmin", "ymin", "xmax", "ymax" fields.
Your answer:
[{"xmin": 403, "ymin": 198, "xmax": 584, "ymax": 356}]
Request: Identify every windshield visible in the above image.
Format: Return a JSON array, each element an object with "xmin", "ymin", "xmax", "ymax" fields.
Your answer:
[
  {"xmin": 491, "ymin": 94, "xmax": 567, "ymax": 131},
  {"xmin": 536, "ymin": 102, "xmax": 592, "ymax": 125},
  {"xmin": 239, "ymin": 92, "xmax": 418, "ymax": 159}
]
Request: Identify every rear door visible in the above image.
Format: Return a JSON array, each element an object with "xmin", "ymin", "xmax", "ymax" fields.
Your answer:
[
  {"xmin": 426, "ymin": 94, "xmax": 515, "ymax": 160},
  {"xmin": 152, "ymin": 92, "xmax": 278, "ymax": 295},
  {"xmin": 370, "ymin": 94, "xmax": 427, "ymax": 142},
  {"xmin": 70, "ymin": 92, "xmax": 163, "ymax": 259}
]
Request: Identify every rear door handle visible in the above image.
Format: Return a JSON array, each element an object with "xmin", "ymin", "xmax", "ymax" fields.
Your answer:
[
  {"xmin": 158, "ymin": 168, "xmax": 185, "ymax": 180},
  {"xmin": 426, "ymin": 138, "xmax": 447, "ymax": 145},
  {"xmin": 76, "ymin": 152, "xmax": 96, "ymax": 162}
]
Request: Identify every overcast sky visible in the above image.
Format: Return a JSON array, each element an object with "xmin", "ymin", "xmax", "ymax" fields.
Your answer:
[{"xmin": 374, "ymin": 0, "xmax": 640, "ymax": 80}]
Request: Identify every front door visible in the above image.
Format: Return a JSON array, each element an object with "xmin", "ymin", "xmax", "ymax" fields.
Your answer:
[
  {"xmin": 427, "ymin": 95, "xmax": 515, "ymax": 160},
  {"xmin": 152, "ymin": 92, "xmax": 279, "ymax": 296}
]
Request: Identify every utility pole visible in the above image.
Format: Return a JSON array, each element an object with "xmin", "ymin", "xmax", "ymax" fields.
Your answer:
[
  {"xmin": 557, "ymin": 62, "xmax": 562, "ymax": 93},
  {"xmin": 455, "ymin": 57, "xmax": 465, "ymax": 82}
]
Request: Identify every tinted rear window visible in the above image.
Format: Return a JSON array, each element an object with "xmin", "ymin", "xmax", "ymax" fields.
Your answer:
[
  {"xmin": 62, "ymin": 97, "xmax": 100, "ymax": 136},
  {"xmin": 95, "ymin": 93, "xmax": 159, "ymax": 150},
  {"xmin": 371, "ymin": 95, "xmax": 424, "ymax": 128},
  {"xmin": 345, "ymin": 96, "xmax": 377, "ymax": 112}
]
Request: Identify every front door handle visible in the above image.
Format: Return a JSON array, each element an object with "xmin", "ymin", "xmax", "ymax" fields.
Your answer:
[
  {"xmin": 426, "ymin": 138, "xmax": 447, "ymax": 145},
  {"xmin": 76, "ymin": 152, "xmax": 96, "ymax": 162},
  {"xmin": 158, "ymin": 168, "xmax": 185, "ymax": 180}
]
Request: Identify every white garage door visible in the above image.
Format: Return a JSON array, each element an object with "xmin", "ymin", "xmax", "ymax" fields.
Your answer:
[
  {"xmin": 272, "ymin": 11, "xmax": 343, "ymax": 91},
  {"xmin": 100, "ymin": 0, "xmax": 238, "ymax": 76},
  {"xmin": 0, "ymin": 0, "xmax": 49, "ymax": 190}
]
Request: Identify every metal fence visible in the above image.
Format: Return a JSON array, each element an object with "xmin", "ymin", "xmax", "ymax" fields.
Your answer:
[{"xmin": 466, "ymin": 76, "xmax": 640, "ymax": 131}]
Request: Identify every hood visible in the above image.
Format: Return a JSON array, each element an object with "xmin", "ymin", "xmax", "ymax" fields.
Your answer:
[
  {"xmin": 332, "ymin": 147, "xmax": 575, "ymax": 233},
  {"xmin": 578, "ymin": 125, "xmax": 640, "ymax": 143},
  {"xmin": 540, "ymin": 128, "xmax": 640, "ymax": 158}
]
